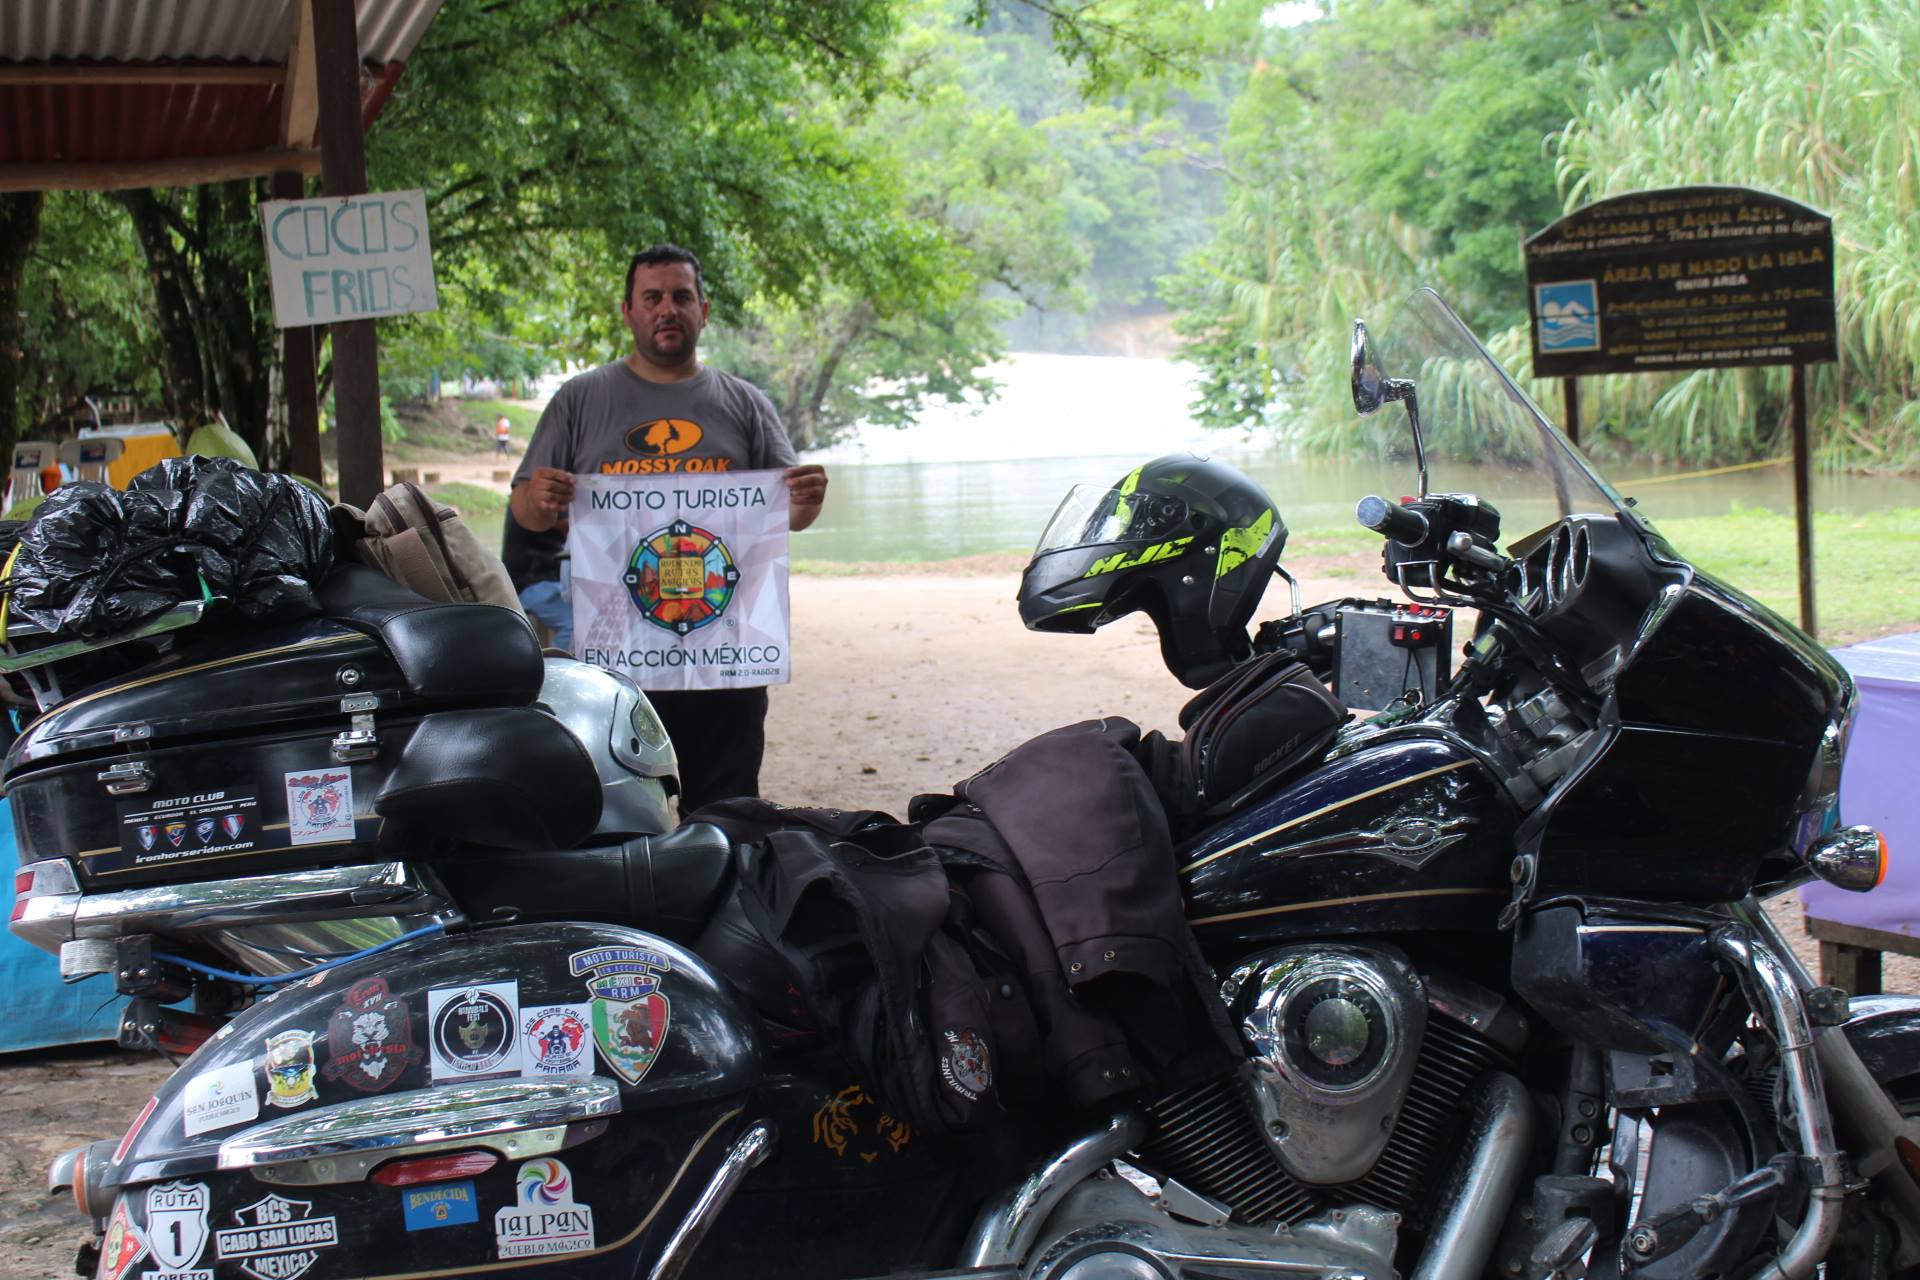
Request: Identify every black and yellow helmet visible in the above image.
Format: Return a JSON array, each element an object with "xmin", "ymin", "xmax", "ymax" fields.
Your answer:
[{"xmin": 1017, "ymin": 453, "xmax": 1286, "ymax": 688}]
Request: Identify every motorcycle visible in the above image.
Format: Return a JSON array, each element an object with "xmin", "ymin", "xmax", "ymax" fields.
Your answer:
[{"xmin": 9, "ymin": 287, "xmax": 1920, "ymax": 1280}]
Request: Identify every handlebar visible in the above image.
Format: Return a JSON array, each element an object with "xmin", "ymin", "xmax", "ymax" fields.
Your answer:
[{"xmin": 1356, "ymin": 495, "xmax": 1429, "ymax": 545}]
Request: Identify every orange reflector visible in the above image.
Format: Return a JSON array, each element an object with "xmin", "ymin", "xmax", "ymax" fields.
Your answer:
[
  {"xmin": 70, "ymin": 1147, "xmax": 88, "ymax": 1219},
  {"xmin": 371, "ymin": 1151, "xmax": 499, "ymax": 1188},
  {"xmin": 1876, "ymin": 832, "xmax": 1890, "ymax": 890}
]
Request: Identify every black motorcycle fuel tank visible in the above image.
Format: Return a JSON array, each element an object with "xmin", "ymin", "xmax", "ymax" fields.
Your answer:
[
  {"xmin": 1180, "ymin": 734, "xmax": 1515, "ymax": 949},
  {"xmin": 93, "ymin": 921, "xmax": 761, "ymax": 1279}
]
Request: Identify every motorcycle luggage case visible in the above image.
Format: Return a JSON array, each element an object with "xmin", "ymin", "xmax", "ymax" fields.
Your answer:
[
  {"xmin": 1, "ymin": 565, "xmax": 592, "ymax": 888},
  {"xmin": 96, "ymin": 922, "xmax": 763, "ymax": 1279}
]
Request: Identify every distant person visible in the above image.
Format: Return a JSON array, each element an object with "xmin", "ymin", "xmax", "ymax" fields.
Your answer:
[
  {"xmin": 494, "ymin": 414, "xmax": 513, "ymax": 455},
  {"xmin": 509, "ymin": 243, "xmax": 827, "ymax": 812}
]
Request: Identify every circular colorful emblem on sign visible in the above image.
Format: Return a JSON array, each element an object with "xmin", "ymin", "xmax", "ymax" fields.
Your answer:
[{"xmin": 623, "ymin": 520, "xmax": 740, "ymax": 635}]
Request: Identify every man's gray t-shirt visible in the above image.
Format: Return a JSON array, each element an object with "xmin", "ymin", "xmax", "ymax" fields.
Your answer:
[{"xmin": 515, "ymin": 360, "xmax": 797, "ymax": 481}]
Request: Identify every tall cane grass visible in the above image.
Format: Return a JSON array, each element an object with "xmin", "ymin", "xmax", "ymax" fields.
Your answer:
[{"xmin": 1553, "ymin": 0, "xmax": 1920, "ymax": 466}]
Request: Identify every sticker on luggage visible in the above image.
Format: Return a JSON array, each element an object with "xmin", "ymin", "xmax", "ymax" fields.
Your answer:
[
  {"xmin": 284, "ymin": 769, "xmax": 357, "ymax": 846},
  {"xmin": 117, "ymin": 786, "xmax": 261, "ymax": 869},
  {"xmin": 322, "ymin": 977, "xmax": 422, "ymax": 1093}
]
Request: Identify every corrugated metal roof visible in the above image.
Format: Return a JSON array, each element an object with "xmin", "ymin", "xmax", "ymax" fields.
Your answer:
[
  {"xmin": 0, "ymin": 0, "xmax": 444, "ymax": 67},
  {"xmin": 0, "ymin": 83, "xmax": 283, "ymax": 164}
]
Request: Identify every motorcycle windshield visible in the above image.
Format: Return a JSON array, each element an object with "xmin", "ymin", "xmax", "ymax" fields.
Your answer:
[{"xmin": 1371, "ymin": 289, "xmax": 1630, "ymax": 548}]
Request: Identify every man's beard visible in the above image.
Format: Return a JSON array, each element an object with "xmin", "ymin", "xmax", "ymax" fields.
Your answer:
[{"xmin": 638, "ymin": 324, "xmax": 697, "ymax": 368}]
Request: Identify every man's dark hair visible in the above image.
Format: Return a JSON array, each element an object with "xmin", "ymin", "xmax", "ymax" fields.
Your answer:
[{"xmin": 625, "ymin": 244, "xmax": 705, "ymax": 305}]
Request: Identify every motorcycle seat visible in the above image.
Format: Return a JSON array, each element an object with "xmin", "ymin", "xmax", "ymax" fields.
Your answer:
[
  {"xmin": 376, "ymin": 705, "xmax": 604, "ymax": 850},
  {"xmin": 316, "ymin": 563, "xmax": 544, "ymax": 709}
]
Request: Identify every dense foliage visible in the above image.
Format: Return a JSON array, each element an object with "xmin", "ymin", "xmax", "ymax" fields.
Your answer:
[
  {"xmin": 7, "ymin": 0, "xmax": 1916, "ymax": 472},
  {"xmin": 1173, "ymin": 0, "xmax": 1919, "ymax": 468}
]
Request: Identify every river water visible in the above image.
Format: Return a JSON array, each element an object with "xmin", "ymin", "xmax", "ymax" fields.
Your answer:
[{"xmin": 793, "ymin": 353, "xmax": 1920, "ymax": 562}]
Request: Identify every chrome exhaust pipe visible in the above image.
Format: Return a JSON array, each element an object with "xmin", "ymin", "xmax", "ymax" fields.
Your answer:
[
  {"xmin": 961, "ymin": 1111, "xmax": 1147, "ymax": 1269},
  {"xmin": 1411, "ymin": 1071, "xmax": 1534, "ymax": 1280}
]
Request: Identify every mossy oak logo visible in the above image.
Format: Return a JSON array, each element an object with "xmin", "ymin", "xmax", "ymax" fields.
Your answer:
[{"xmin": 625, "ymin": 418, "xmax": 704, "ymax": 456}]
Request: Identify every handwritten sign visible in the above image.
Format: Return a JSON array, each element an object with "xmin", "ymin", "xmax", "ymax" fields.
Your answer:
[
  {"xmin": 1524, "ymin": 186, "xmax": 1835, "ymax": 376},
  {"xmin": 259, "ymin": 189, "xmax": 438, "ymax": 328}
]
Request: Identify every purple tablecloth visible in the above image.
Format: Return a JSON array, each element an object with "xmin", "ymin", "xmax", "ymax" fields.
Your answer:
[{"xmin": 1801, "ymin": 632, "xmax": 1920, "ymax": 938}]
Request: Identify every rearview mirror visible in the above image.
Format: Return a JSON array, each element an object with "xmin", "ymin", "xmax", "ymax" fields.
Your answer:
[
  {"xmin": 1350, "ymin": 316, "xmax": 1429, "ymax": 499},
  {"xmin": 1352, "ymin": 321, "xmax": 1387, "ymax": 415}
]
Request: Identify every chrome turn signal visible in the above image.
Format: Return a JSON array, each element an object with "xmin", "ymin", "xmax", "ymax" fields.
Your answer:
[{"xmin": 1807, "ymin": 825, "xmax": 1887, "ymax": 892}]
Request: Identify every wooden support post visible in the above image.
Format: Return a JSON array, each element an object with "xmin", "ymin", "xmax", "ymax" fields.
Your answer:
[
  {"xmin": 1561, "ymin": 377, "xmax": 1580, "ymax": 448},
  {"xmin": 1791, "ymin": 362, "xmax": 1814, "ymax": 635},
  {"xmin": 271, "ymin": 171, "xmax": 324, "ymax": 485},
  {"xmin": 310, "ymin": 0, "xmax": 383, "ymax": 507},
  {"xmin": 1820, "ymin": 940, "xmax": 1883, "ymax": 997}
]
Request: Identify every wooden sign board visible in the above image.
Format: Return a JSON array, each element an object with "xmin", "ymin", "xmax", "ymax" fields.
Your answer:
[
  {"xmin": 1524, "ymin": 186, "xmax": 1836, "ymax": 377},
  {"xmin": 260, "ymin": 188, "xmax": 439, "ymax": 328}
]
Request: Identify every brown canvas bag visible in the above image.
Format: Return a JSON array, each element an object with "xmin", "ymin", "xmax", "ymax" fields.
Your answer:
[{"xmin": 338, "ymin": 481, "xmax": 525, "ymax": 616}]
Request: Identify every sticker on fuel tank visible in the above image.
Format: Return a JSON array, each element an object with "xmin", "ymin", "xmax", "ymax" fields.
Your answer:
[
  {"xmin": 494, "ymin": 1158, "xmax": 594, "ymax": 1258},
  {"xmin": 145, "ymin": 1180, "xmax": 213, "ymax": 1278},
  {"xmin": 568, "ymin": 947, "xmax": 671, "ymax": 1086},
  {"xmin": 116, "ymin": 786, "xmax": 261, "ymax": 868},
  {"xmin": 520, "ymin": 1004, "xmax": 593, "ymax": 1078},
  {"xmin": 401, "ymin": 1180, "xmax": 479, "ymax": 1232},
  {"xmin": 181, "ymin": 1061, "xmax": 259, "ymax": 1137},
  {"xmin": 214, "ymin": 1193, "xmax": 339, "ymax": 1280},
  {"xmin": 322, "ymin": 977, "xmax": 422, "ymax": 1093},
  {"xmin": 428, "ymin": 982, "xmax": 522, "ymax": 1080},
  {"xmin": 97, "ymin": 1198, "xmax": 149, "ymax": 1280}
]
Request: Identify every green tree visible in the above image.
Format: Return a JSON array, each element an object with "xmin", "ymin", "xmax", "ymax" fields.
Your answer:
[
  {"xmin": 13, "ymin": 193, "xmax": 165, "ymax": 441},
  {"xmin": 0, "ymin": 193, "xmax": 45, "ymax": 469},
  {"xmin": 1172, "ymin": 0, "xmax": 1786, "ymax": 446}
]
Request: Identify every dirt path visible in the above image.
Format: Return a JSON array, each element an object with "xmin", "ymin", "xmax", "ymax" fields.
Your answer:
[{"xmin": 0, "ymin": 559, "xmax": 1910, "ymax": 1276}]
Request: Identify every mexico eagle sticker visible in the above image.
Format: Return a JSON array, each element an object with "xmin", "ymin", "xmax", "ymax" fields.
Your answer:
[
  {"xmin": 569, "ymin": 947, "xmax": 672, "ymax": 1086},
  {"xmin": 624, "ymin": 520, "xmax": 739, "ymax": 635}
]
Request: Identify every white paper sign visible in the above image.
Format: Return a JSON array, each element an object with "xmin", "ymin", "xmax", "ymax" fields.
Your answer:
[
  {"xmin": 259, "ymin": 189, "xmax": 438, "ymax": 327},
  {"xmin": 569, "ymin": 472, "xmax": 791, "ymax": 691}
]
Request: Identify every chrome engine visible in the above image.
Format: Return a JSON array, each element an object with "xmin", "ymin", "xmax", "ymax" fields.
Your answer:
[{"xmin": 1137, "ymin": 944, "xmax": 1527, "ymax": 1230}]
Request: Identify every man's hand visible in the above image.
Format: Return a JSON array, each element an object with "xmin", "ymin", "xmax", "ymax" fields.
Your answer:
[
  {"xmin": 785, "ymin": 464, "xmax": 827, "ymax": 532},
  {"xmin": 511, "ymin": 466, "xmax": 576, "ymax": 532}
]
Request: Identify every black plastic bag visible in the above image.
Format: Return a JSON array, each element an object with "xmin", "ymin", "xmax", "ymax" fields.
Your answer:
[{"xmin": 6, "ymin": 455, "xmax": 335, "ymax": 639}]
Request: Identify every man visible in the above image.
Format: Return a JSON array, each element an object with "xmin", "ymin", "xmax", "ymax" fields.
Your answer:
[
  {"xmin": 510, "ymin": 244, "xmax": 828, "ymax": 812},
  {"xmin": 494, "ymin": 413, "xmax": 513, "ymax": 455}
]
